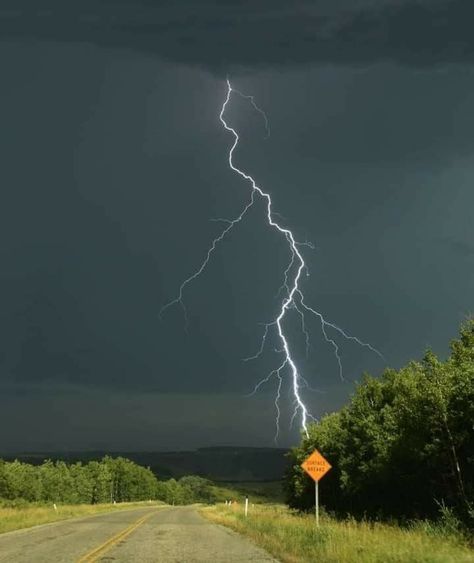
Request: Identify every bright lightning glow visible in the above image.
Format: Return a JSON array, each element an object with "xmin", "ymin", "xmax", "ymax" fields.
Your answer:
[{"xmin": 161, "ymin": 79, "xmax": 383, "ymax": 440}]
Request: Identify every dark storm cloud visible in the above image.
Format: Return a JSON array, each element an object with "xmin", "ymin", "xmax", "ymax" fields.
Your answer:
[
  {"xmin": 1, "ymin": 1, "xmax": 474, "ymax": 71},
  {"xmin": 0, "ymin": 380, "xmax": 352, "ymax": 451},
  {"xmin": 1, "ymin": 3, "xmax": 474, "ymax": 451},
  {"xmin": 0, "ymin": 384, "xmax": 283, "ymax": 451},
  {"xmin": 441, "ymin": 237, "xmax": 474, "ymax": 258}
]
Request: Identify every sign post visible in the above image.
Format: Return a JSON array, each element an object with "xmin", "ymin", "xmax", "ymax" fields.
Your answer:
[
  {"xmin": 315, "ymin": 480, "xmax": 319, "ymax": 526},
  {"xmin": 301, "ymin": 449, "xmax": 331, "ymax": 527}
]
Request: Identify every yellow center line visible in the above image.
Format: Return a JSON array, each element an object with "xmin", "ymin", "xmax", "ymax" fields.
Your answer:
[{"xmin": 77, "ymin": 511, "xmax": 155, "ymax": 563}]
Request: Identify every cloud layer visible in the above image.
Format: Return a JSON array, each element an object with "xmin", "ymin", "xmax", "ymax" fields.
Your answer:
[{"xmin": 1, "ymin": 1, "xmax": 473, "ymax": 71}]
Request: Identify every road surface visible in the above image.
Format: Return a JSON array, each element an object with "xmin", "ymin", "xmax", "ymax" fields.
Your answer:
[{"xmin": 0, "ymin": 506, "xmax": 277, "ymax": 562}]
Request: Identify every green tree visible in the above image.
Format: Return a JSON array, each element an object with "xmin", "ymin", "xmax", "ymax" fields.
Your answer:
[
  {"xmin": 102, "ymin": 456, "xmax": 159, "ymax": 502},
  {"xmin": 39, "ymin": 460, "xmax": 74, "ymax": 503},
  {"xmin": 179, "ymin": 476, "xmax": 217, "ymax": 504},
  {"xmin": 2, "ymin": 460, "xmax": 42, "ymax": 501},
  {"xmin": 156, "ymin": 478, "xmax": 185, "ymax": 505},
  {"xmin": 68, "ymin": 462, "xmax": 94, "ymax": 504},
  {"xmin": 285, "ymin": 320, "xmax": 474, "ymax": 524},
  {"xmin": 86, "ymin": 461, "xmax": 113, "ymax": 504}
]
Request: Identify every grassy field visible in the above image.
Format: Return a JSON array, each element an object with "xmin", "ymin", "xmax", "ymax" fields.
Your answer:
[
  {"xmin": 0, "ymin": 501, "xmax": 163, "ymax": 535},
  {"xmin": 201, "ymin": 504, "xmax": 474, "ymax": 563}
]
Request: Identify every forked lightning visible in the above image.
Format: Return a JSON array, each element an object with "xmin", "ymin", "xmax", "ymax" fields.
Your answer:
[{"xmin": 161, "ymin": 79, "xmax": 382, "ymax": 440}]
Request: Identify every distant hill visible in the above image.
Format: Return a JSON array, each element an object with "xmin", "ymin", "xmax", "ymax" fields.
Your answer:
[{"xmin": 2, "ymin": 447, "xmax": 289, "ymax": 482}]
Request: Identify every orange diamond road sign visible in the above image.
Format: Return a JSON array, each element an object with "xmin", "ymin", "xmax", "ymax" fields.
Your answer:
[{"xmin": 301, "ymin": 449, "xmax": 332, "ymax": 482}]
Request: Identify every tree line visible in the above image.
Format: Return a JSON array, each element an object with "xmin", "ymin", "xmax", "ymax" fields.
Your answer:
[
  {"xmin": 285, "ymin": 320, "xmax": 474, "ymax": 525},
  {"xmin": 0, "ymin": 456, "xmax": 216, "ymax": 506}
]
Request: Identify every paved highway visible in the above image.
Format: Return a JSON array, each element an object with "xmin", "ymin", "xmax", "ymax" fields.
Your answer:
[{"xmin": 0, "ymin": 506, "xmax": 277, "ymax": 562}]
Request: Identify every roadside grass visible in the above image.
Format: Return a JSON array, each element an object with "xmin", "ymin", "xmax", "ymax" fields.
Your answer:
[
  {"xmin": 0, "ymin": 500, "xmax": 164, "ymax": 535},
  {"xmin": 201, "ymin": 504, "xmax": 474, "ymax": 563}
]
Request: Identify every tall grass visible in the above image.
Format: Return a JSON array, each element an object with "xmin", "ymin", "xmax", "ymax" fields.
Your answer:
[
  {"xmin": 0, "ymin": 501, "xmax": 162, "ymax": 535},
  {"xmin": 202, "ymin": 504, "xmax": 474, "ymax": 563}
]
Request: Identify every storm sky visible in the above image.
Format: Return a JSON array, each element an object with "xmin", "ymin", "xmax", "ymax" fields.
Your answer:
[{"xmin": 1, "ymin": 0, "xmax": 473, "ymax": 451}]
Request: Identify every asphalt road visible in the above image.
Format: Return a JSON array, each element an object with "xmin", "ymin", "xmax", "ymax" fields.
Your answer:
[{"xmin": 0, "ymin": 506, "xmax": 277, "ymax": 562}]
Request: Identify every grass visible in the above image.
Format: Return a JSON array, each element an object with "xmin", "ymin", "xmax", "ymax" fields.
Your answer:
[
  {"xmin": 0, "ymin": 500, "xmax": 164, "ymax": 535},
  {"xmin": 201, "ymin": 503, "xmax": 474, "ymax": 563}
]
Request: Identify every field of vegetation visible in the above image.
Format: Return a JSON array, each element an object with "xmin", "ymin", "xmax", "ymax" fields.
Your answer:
[
  {"xmin": 202, "ymin": 503, "xmax": 474, "ymax": 563},
  {"xmin": 0, "ymin": 455, "xmax": 218, "ymax": 533},
  {"xmin": 211, "ymin": 480, "xmax": 284, "ymax": 504},
  {"xmin": 0, "ymin": 500, "xmax": 162, "ymax": 535},
  {"xmin": 0, "ymin": 455, "xmax": 219, "ymax": 507}
]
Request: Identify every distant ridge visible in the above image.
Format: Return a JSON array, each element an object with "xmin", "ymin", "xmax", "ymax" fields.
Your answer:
[{"xmin": 1, "ymin": 446, "xmax": 289, "ymax": 482}]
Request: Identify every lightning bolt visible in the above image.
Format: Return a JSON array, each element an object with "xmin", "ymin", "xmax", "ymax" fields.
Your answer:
[{"xmin": 161, "ymin": 79, "xmax": 383, "ymax": 440}]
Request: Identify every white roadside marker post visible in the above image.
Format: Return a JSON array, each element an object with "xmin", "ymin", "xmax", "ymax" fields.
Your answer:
[{"xmin": 245, "ymin": 496, "xmax": 249, "ymax": 517}]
